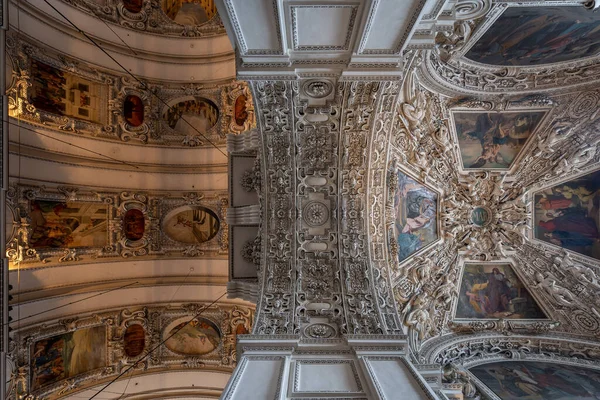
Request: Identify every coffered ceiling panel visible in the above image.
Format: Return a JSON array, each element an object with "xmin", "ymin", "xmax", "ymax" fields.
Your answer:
[
  {"xmin": 358, "ymin": 0, "xmax": 425, "ymax": 54},
  {"xmin": 225, "ymin": 0, "xmax": 283, "ymax": 54},
  {"xmin": 288, "ymin": 3, "xmax": 359, "ymax": 52}
]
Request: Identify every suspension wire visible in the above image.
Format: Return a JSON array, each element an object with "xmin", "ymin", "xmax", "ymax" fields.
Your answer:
[
  {"xmin": 5, "ymin": 282, "xmax": 139, "ymax": 326},
  {"xmin": 88, "ymin": 291, "xmax": 228, "ymax": 400},
  {"xmin": 0, "ymin": 117, "xmax": 149, "ymax": 172},
  {"xmin": 98, "ymin": 18, "xmax": 139, "ymax": 56},
  {"xmin": 40, "ymin": 0, "xmax": 228, "ymax": 158},
  {"xmin": 115, "ymin": 267, "xmax": 194, "ymax": 399}
]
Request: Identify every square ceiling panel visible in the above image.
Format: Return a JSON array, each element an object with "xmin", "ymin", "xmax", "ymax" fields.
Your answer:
[
  {"xmin": 290, "ymin": 4, "xmax": 359, "ymax": 51},
  {"xmin": 359, "ymin": 0, "xmax": 426, "ymax": 54},
  {"xmin": 226, "ymin": 0, "xmax": 283, "ymax": 55}
]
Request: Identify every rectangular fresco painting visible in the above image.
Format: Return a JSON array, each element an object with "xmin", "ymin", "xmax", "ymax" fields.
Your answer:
[
  {"xmin": 453, "ymin": 111, "xmax": 544, "ymax": 169},
  {"xmin": 393, "ymin": 172, "xmax": 438, "ymax": 262},
  {"xmin": 534, "ymin": 169, "xmax": 600, "ymax": 260},
  {"xmin": 465, "ymin": 7, "xmax": 600, "ymax": 66},
  {"xmin": 456, "ymin": 264, "xmax": 545, "ymax": 319},
  {"xmin": 31, "ymin": 326, "xmax": 106, "ymax": 389},
  {"xmin": 470, "ymin": 361, "xmax": 600, "ymax": 399},
  {"xmin": 29, "ymin": 200, "xmax": 108, "ymax": 249},
  {"xmin": 30, "ymin": 60, "xmax": 104, "ymax": 123}
]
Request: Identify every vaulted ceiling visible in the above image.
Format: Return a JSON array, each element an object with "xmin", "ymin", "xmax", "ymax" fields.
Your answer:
[{"xmin": 3, "ymin": 0, "xmax": 600, "ymax": 399}]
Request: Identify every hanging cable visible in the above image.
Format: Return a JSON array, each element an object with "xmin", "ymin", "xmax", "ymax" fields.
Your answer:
[
  {"xmin": 0, "ymin": 117, "xmax": 148, "ymax": 172},
  {"xmin": 40, "ymin": 0, "xmax": 228, "ymax": 158},
  {"xmin": 4, "ymin": 281, "xmax": 139, "ymax": 326},
  {"xmin": 114, "ymin": 267, "xmax": 195, "ymax": 399},
  {"xmin": 88, "ymin": 291, "xmax": 228, "ymax": 400}
]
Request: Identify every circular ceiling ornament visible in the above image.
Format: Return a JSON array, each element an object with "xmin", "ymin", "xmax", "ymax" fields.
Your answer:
[
  {"xmin": 470, "ymin": 206, "xmax": 492, "ymax": 227},
  {"xmin": 303, "ymin": 201, "xmax": 330, "ymax": 227},
  {"xmin": 303, "ymin": 80, "xmax": 333, "ymax": 99},
  {"xmin": 455, "ymin": 0, "xmax": 491, "ymax": 20}
]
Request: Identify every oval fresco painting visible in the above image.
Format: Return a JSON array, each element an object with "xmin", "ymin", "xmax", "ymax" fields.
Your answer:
[
  {"xmin": 123, "ymin": 208, "xmax": 145, "ymax": 241},
  {"xmin": 164, "ymin": 318, "xmax": 220, "ymax": 356},
  {"xmin": 163, "ymin": 97, "xmax": 219, "ymax": 135},
  {"xmin": 123, "ymin": 0, "xmax": 143, "ymax": 14},
  {"xmin": 163, "ymin": 206, "xmax": 219, "ymax": 244},
  {"xmin": 162, "ymin": 0, "xmax": 216, "ymax": 25},
  {"xmin": 123, "ymin": 324, "xmax": 145, "ymax": 358},
  {"xmin": 234, "ymin": 94, "xmax": 248, "ymax": 126},
  {"xmin": 124, "ymin": 95, "xmax": 144, "ymax": 127}
]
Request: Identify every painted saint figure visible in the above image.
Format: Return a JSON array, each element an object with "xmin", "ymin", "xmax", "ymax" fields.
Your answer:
[
  {"xmin": 393, "ymin": 172, "xmax": 438, "ymax": 262},
  {"xmin": 534, "ymin": 169, "xmax": 600, "ymax": 260}
]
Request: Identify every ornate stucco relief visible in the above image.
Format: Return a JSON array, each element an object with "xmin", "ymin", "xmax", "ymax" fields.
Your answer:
[
  {"xmin": 5, "ymin": 33, "xmax": 255, "ymax": 148},
  {"xmin": 7, "ymin": 302, "xmax": 253, "ymax": 399},
  {"xmin": 5, "ymin": 183, "xmax": 228, "ymax": 268}
]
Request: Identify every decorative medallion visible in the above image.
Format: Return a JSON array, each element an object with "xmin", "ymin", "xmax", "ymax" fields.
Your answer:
[
  {"xmin": 303, "ymin": 323, "xmax": 336, "ymax": 339},
  {"xmin": 123, "ymin": 324, "xmax": 145, "ymax": 358},
  {"xmin": 123, "ymin": 208, "xmax": 145, "ymax": 241},
  {"xmin": 303, "ymin": 80, "xmax": 333, "ymax": 99},
  {"xmin": 303, "ymin": 201, "xmax": 330, "ymax": 227},
  {"xmin": 470, "ymin": 206, "xmax": 491, "ymax": 227}
]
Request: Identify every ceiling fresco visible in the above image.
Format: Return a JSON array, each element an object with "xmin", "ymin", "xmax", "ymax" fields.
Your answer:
[
  {"xmin": 465, "ymin": 6, "xmax": 600, "ymax": 66},
  {"xmin": 5, "ymin": 183, "xmax": 228, "ymax": 268},
  {"xmin": 5, "ymin": 0, "xmax": 600, "ymax": 399},
  {"xmin": 5, "ymin": 33, "xmax": 255, "ymax": 147},
  {"xmin": 55, "ymin": 0, "xmax": 225, "ymax": 37},
  {"xmin": 220, "ymin": 1, "xmax": 600, "ymax": 399},
  {"xmin": 8, "ymin": 302, "xmax": 253, "ymax": 399}
]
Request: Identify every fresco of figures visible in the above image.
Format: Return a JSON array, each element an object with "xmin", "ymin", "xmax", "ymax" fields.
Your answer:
[
  {"xmin": 470, "ymin": 361, "xmax": 600, "ymax": 399},
  {"xmin": 29, "ymin": 200, "xmax": 108, "ymax": 249},
  {"xmin": 163, "ymin": 97, "xmax": 219, "ymax": 134},
  {"xmin": 456, "ymin": 264, "xmax": 545, "ymax": 319},
  {"xmin": 453, "ymin": 111, "xmax": 544, "ymax": 170},
  {"xmin": 31, "ymin": 326, "xmax": 106, "ymax": 389},
  {"xmin": 163, "ymin": 206, "xmax": 220, "ymax": 244},
  {"xmin": 534, "ymin": 169, "xmax": 600, "ymax": 260},
  {"xmin": 164, "ymin": 318, "xmax": 221, "ymax": 355},
  {"xmin": 30, "ymin": 60, "xmax": 105, "ymax": 123},
  {"xmin": 466, "ymin": 7, "xmax": 600, "ymax": 66},
  {"xmin": 393, "ymin": 172, "xmax": 438, "ymax": 262},
  {"xmin": 162, "ymin": 0, "xmax": 216, "ymax": 25}
]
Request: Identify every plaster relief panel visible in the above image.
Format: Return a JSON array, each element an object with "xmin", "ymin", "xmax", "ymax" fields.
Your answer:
[{"xmin": 230, "ymin": 225, "xmax": 260, "ymax": 279}]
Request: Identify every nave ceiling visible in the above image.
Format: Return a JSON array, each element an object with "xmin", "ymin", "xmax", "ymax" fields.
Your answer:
[{"xmin": 2, "ymin": 0, "xmax": 600, "ymax": 399}]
